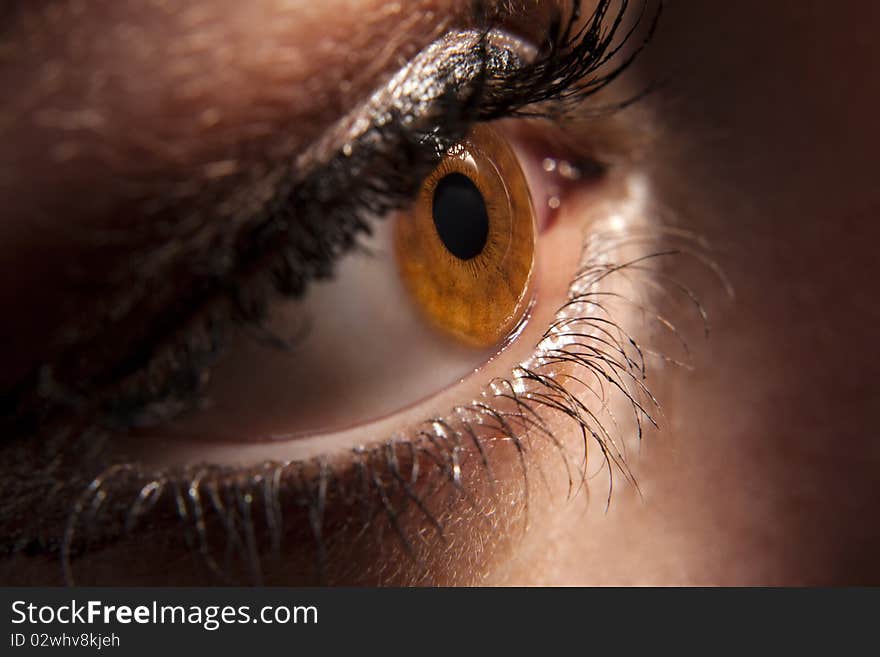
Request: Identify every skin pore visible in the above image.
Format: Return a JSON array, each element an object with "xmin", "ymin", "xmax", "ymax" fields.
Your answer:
[{"xmin": 0, "ymin": 0, "xmax": 878, "ymax": 584}]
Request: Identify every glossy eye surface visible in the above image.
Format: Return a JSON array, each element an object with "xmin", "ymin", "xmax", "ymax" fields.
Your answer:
[{"xmin": 395, "ymin": 124, "xmax": 535, "ymax": 347}]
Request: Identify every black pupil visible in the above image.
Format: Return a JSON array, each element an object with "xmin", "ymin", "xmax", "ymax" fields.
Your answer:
[{"xmin": 431, "ymin": 173, "xmax": 490, "ymax": 260}]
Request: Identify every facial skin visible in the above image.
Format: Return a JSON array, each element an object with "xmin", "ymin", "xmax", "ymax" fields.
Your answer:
[{"xmin": 0, "ymin": 0, "xmax": 878, "ymax": 585}]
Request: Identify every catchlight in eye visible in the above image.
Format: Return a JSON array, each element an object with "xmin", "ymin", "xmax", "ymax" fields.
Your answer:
[{"xmin": 395, "ymin": 124, "xmax": 536, "ymax": 347}]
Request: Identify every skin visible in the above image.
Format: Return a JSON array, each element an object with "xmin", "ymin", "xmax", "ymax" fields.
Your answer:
[
  {"xmin": 498, "ymin": 0, "xmax": 880, "ymax": 584},
  {"xmin": 0, "ymin": 0, "xmax": 878, "ymax": 584}
]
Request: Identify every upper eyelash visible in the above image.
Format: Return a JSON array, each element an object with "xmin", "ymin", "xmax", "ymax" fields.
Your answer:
[
  {"xmin": 1, "ymin": 0, "xmax": 656, "ymax": 439},
  {"xmin": 1, "ymin": 2, "xmax": 693, "ymax": 581}
]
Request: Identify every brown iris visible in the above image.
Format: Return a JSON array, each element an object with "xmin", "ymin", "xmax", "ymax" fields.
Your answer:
[{"xmin": 395, "ymin": 124, "xmax": 536, "ymax": 347}]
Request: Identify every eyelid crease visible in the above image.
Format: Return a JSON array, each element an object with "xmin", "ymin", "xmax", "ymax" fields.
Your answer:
[{"xmin": 294, "ymin": 28, "xmax": 537, "ymax": 176}]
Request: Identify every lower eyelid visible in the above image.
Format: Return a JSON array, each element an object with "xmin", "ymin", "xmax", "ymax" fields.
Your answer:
[
  {"xmin": 109, "ymin": 124, "xmax": 576, "ymax": 459},
  {"xmin": 117, "ymin": 140, "xmax": 602, "ymax": 465},
  {"xmin": 122, "ymin": 208, "xmax": 582, "ymax": 468},
  {"xmin": 0, "ymin": 3, "xmax": 693, "ymax": 584},
  {"xmin": 50, "ymin": 166, "xmax": 695, "ymax": 585}
]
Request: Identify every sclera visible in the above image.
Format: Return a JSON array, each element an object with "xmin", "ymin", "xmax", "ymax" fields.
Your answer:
[{"xmin": 395, "ymin": 123, "xmax": 536, "ymax": 347}]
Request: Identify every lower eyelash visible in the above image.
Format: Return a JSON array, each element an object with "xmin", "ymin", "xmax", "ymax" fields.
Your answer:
[
  {"xmin": 1, "ymin": 1, "xmax": 660, "ymax": 443},
  {"xmin": 46, "ymin": 170, "xmax": 726, "ymax": 586}
]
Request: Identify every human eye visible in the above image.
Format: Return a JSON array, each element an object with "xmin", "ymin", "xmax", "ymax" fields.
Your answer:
[{"xmin": 0, "ymin": 0, "xmax": 713, "ymax": 585}]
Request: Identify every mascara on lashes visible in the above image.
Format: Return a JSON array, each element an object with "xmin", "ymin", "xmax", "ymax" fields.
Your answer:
[
  {"xmin": 3, "ymin": 0, "xmax": 652, "ymax": 445},
  {"xmin": 3, "ymin": 0, "xmax": 676, "ymax": 584},
  {"xmin": 2, "ymin": 1, "xmax": 649, "ymax": 439},
  {"xmin": 0, "ymin": 29, "xmax": 537, "ymax": 437},
  {"xmin": 295, "ymin": 28, "xmax": 537, "ymax": 176}
]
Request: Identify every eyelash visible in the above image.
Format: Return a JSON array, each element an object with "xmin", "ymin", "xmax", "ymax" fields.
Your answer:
[
  {"xmin": 2, "ymin": 1, "xmax": 718, "ymax": 584},
  {"xmin": 2, "ymin": 0, "xmax": 658, "ymax": 439},
  {"xmin": 59, "ymin": 217, "xmax": 716, "ymax": 585}
]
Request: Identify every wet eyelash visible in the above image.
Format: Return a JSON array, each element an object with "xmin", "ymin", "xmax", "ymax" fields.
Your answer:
[
  {"xmin": 54, "ymin": 205, "xmax": 722, "ymax": 585},
  {"xmin": 1, "ymin": 0, "xmax": 658, "ymax": 440},
  {"xmin": 0, "ymin": 1, "xmax": 685, "ymax": 580}
]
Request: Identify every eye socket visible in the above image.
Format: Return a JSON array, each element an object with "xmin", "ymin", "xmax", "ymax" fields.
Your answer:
[
  {"xmin": 395, "ymin": 124, "xmax": 536, "ymax": 347},
  {"xmin": 0, "ymin": 0, "xmax": 674, "ymax": 587}
]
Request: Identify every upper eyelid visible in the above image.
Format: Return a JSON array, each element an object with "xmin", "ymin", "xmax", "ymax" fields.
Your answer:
[
  {"xmin": 0, "ymin": 2, "xmax": 684, "ymax": 584},
  {"xmin": 1, "ymin": 0, "xmax": 646, "ymax": 439},
  {"xmin": 294, "ymin": 28, "xmax": 537, "ymax": 177},
  {"xmin": 55, "ymin": 175, "xmax": 707, "ymax": 585},
  {"xmin": 0, "ymin": 0, "xmax": 556, "ymax": 183},
  {"xmin": 0, "ymin": 30, "xmax": 528, "ymax": 436},
  {"xmin": 0, "ymin": 26, "xmax": 535, "ymax": 431}
]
